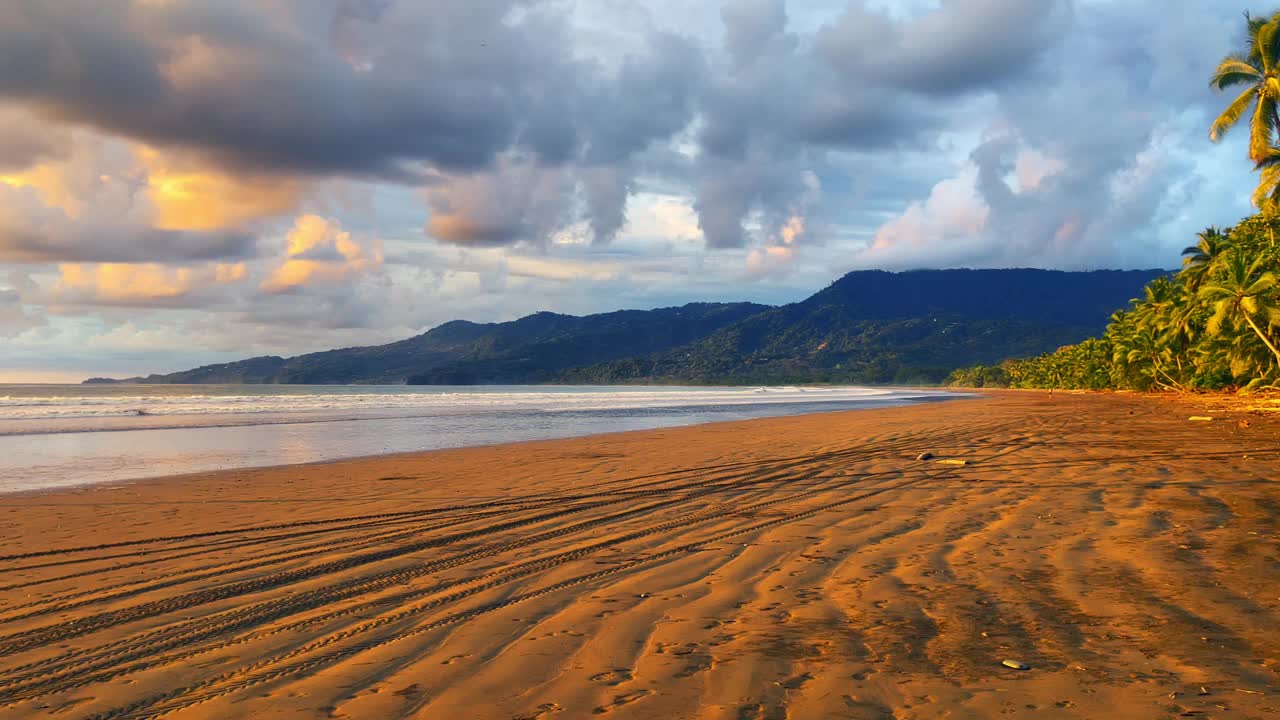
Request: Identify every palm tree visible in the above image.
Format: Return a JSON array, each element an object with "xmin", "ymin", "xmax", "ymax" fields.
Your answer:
[
  {"xmin": 1111, "ymin": 322, "xmax": 1180, "ymax": 391},
  {"xmin": 1210, "ymin": 11, "xmax": 1280, "ymax": 164},
  {"xmin": 1180, "ymin": 226, "xmax": 1229, "ymax": 291},
  {"xmin": 1156, "ymin": 283, "xmax": 1204, "ymax": 381},
  {"xmin": 1199, "ymin": 251, "xmax": 1280, "ymax": 369}
]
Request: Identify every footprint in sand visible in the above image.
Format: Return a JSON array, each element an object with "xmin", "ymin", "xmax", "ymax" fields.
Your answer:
[
  {"xmin": 674, "ymin": 653, "xmax": 715, "ymax": 677},
  {"xmin": 842, "ymin": 695, "xmax": 895, "ymax": 719},
  {"xmin": 513, "ymin": 702, "xmax": 562, "ymax": 720},
  {"xmin": 777, "ymin": 672, "xmax": 813, "ymax": 690},
  {"xmin": 589, "ymin": 669, "xmax": 633, "ymax": 686},
  {"xmin": 393, "ymin": 684, "xmax": 422, "ymax": 698},
  {"xmin": 592, "ymin": 690, "xmax": 651, "ymax": 714}
]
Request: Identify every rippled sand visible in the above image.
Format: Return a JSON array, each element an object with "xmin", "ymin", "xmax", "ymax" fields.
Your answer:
[{"xmin": 0, "ymin": 391, "xmax": 1277, "ymax": 719}]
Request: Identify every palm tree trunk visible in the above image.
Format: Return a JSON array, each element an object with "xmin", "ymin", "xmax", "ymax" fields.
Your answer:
[
  {"xmin": 1151, "ymin": 356, "xmax": 1184, "ymax": 391},
  {"xmin": 1242, "ymin": 311, "xmax": 1280, "ymax": 367}
]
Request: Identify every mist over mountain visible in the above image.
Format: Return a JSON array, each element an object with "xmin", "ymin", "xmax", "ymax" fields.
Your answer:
[{"xmin": 97, "ymin": 269, "xmax": 1165, "ymax": 386}]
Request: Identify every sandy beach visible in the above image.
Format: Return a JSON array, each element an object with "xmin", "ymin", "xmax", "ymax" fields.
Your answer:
[{"xmin": 0, "ymin": 390, "xmax": 1277, "ymax": 719}]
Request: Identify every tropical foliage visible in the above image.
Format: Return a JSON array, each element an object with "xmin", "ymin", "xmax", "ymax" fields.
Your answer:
[{"xmin": 948, "ymin": 220, "xmax": 1280, "ymax": 391}]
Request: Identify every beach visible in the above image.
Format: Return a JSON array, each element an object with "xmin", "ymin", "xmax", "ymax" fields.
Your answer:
[{"xmin": 0, "ymin": 390, "xmax": 1277, "ymax": 719}]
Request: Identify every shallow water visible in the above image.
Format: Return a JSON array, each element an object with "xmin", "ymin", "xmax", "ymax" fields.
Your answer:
[{"xmin": 0, "ymin": 384, "xmax": 958, "ymax": 493}]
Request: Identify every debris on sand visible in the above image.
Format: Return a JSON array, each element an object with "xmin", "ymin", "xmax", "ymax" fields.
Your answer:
[
  {"xmin": 937, "ymin": 459, "xmax": 969, "ymax": 466},
  {"xmin": 1188, "ymin": 416, "xmax": 1214, "ymax": 422},
  {"xmin": 915, "ymin": 452, "xmax": 934, "ymax": 461},
  {"xmin": 1002, "ymin": 659, "xmax": 1031, "ymax": 670}
]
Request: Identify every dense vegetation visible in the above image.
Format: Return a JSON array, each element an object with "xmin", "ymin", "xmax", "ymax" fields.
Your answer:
[
  {"xmin": 949, "ymin": 221, "xmax": 1280, "ymax": 391},
  {"xmin": 93, "ymin": 269, "xmax": 1158, "ymax": 386},
  {"xmin": 950, "ymin": 12, "xmax": 1280, "ymax": 393}
]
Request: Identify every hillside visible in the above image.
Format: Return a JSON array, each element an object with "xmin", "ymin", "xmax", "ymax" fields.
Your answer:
[
  {"xmin": 561, "ymin": 269, "xmax": 1166, "ymax": 385},
  {"xmin": 94, "ymin": 269, "xmax": 1166, "ymax": 385},
  {"xmin": 123, "ymin": 303, "xmax": 768, "ymax": 384}
]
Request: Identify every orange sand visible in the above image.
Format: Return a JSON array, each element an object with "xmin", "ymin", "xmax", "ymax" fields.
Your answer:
[{"xmin": 0, "ymin": 391, "xmax": 1277, "ymax": 719}]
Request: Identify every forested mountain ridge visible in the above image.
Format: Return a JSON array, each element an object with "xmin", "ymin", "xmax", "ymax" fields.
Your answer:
[
  {"xmin": 558, "ymin": 269, "xmax": 1165, "ymax": 385},
  {"xmin": 92, "ymin": 269, "xmax": 1164, "ymax": 385}
]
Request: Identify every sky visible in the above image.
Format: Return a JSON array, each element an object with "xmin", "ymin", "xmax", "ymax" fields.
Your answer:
[{"xmin": 0, "ymin": 0, "xmax": 1266, "ymax": 381}]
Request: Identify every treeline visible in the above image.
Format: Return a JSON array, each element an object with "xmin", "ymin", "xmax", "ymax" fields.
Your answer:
[{"xmin": 949, "ymin": 216, "xmax": 1280, "ymax": 392}]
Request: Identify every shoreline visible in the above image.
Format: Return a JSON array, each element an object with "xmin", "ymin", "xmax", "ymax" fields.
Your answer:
[
  {"xmin": 0, "ymin": 389, "xmax": 966, "ymax": 497},
  {"xmin": 0, "ymin": 393, "xmax": 973, "ymax": 502},
  {"xmin": 1, "ymin": 390, "xmax": 1277, "ymax": 718}
]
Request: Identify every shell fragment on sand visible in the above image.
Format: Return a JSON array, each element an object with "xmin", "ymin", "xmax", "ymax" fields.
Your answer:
[
  {"xmin": 1188, "ymin": 416, "xmax": 1214, "ymax": 422},
  {"xmin": 1002, "ymin": 659, "xmax": 1031, "ymax": 670},
  {"xmin": 936, "ymin": 459, "xmax": 969, "ymax": 466}
]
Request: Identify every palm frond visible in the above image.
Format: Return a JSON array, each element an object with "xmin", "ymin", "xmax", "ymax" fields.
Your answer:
[
  {"xmin": 1249, "ymin": 94, "xmax": 1278, "ymax": 162},
  {"xmin": 1206, "ymin": 301, "xmax": 1231, "ymax": 336},
  {"xmin": 1258, "ymin": 18, "xmax": 1280, "ymax": 71},
  {"xmin": 1210, "ymin": 86, "xmax": 1257, "ymax": 142},
  {"xmin": 1245, "ymin": 271, "xmax": 1277, "ymax": 295},
  {"xmin": 1252, "ymin": 162, "xmax": 1280, "ymax": 211},
  {"xmin": 1210, "ymin": 57, "xmax": 1262, "ymax": 89},
  {"xmin": 1198, "ymin": 285, "xmax": 1232, "ymax": 302},
  {"xmin": 1247, "ymin": 12, "xmax": 1270, "ymax": 66}
]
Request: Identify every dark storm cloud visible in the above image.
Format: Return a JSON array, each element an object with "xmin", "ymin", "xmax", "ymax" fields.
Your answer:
[
  {"xmin": 0, "ymin": 0, "xmax": 1078, "ymax": 253},
  {"xmin": 0, "ymin": 0, "xmax": 1242, "ymax": 266},
  {"xmin": 0, "ymin": 1, "xmax": 582, "ymax": 179}
]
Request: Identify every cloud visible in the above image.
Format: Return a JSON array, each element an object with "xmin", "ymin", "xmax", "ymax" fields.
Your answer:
[
  {"xmin": 139, "ymin": 147, "xmax": 304, "ymax": 231},
  {"xmin": 814, "ymin": 0, "xmax": 1069, "ymax": 96},
  {"xmin": 425, "ymin": 157, "xmax": 574, "ymax": 247},
  {"xmin": 0, "ymin": 105, "xmax": 72, "ymax": 172},
  {"xmin": 687, "ymin": 0, "xmax": 1068, "ymax": 250},
  {"xmin": 52, "ymin": 261, "xmax": 248, "ymax": 306},
  {"xmin": 0, "ymin": 1, "xmax": 697, "ymax": 185},
  {"xmin": 0, "ymin": 132, "xmax": 261, "ymax": 263},
  {"xmin": 0, "ymin": 283, "xmax": 43, "ymax": 336},
  {"xmin": 262, "ymin": 214, "xmax": 382, "ymax": 293},
  {"xmin": 854, "ymin": 1, "xmax": 1253, "ymax": 271}
]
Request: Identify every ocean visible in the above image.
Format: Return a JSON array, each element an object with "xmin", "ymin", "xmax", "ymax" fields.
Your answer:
[{"xmin": 0, "ymin": 384, "xmax": 959, "ymax": 493}]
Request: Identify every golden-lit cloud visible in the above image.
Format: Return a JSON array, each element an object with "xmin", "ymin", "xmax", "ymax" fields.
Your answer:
[
  {"xmin": 0, "ymin": 163, "xmax": 88, "ymax": 218},
  {"xmin": 54, "ymin": 261, "xmax": 248, "ymax": 304},
  {"xmin": 262, "ymin": 215, "xmax": 382, "ymax": 293},
  {"xmin": 139, "ymin": 147, "xmax": 303, "ymax": 231}
]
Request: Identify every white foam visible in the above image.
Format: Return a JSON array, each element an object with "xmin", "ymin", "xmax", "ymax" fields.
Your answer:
[{"xmin": 0, "ymin": 386, "xmax": 907, "ymax": 431}]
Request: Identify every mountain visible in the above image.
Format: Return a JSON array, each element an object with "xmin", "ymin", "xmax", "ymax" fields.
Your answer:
[
  {"xmin": 118, "ymin": 302, "xmax": 768, "ymax": 384},
  {"xmin": 560, "ymin": 269, "xmax": 1167, "ymax": 385},
  {"xmin": 93, "ymin": 268, "xmax": 1166, "ymax": 386}
]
